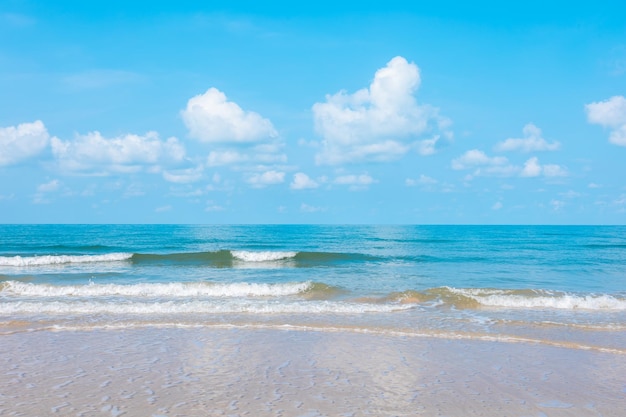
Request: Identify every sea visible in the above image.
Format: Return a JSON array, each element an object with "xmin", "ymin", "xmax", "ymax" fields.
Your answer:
[{"xmin": 1, "ymin": 224, "xmax": 626, "ymax": 353}]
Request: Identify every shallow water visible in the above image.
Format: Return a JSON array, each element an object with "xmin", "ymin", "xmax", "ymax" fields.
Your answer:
[
  {"xmin": 1, "ymin": 225, "xmax": 625, "ymax": 352},
  {"xmin": 1, "ymin": 327, "xmax": 624, "ymax": 416}
]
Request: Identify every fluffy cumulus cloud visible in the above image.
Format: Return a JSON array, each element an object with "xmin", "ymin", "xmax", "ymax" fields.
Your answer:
[
  {"xmin": 182, "ymin": 87, "xmax": 286, "ymax": 169},
  {"xmin": 312, "ymin": 56, "xmax": 451, "ymax": 165},
  {"xmin": 290, "ymin": 173, "xmax": 319, "ymax": 190},
  {"xmin": 586, "ymin": 95, "xmax": 626, "ymax": 146},
  {"xmin": 182, "ymin": 87, "xmax": 277, "ymax": 143},
  {"xmin": 495, "ymin": 123, "xmax": 560, "ymax": 152},
  {"xmin": 0, "ymin": 120, "xmax": 50, "ymax": 166},
  {"xmin": 51, "ymin": 131, "xmax": 185, "ymax": 173},
  {"xmin": 520, "ymin": 156, "xmax": 542, "ymax": 177}
]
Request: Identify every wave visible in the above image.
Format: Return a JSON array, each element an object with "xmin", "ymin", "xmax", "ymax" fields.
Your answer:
[
  {"xmin": 131, "ymin": 250, "xmax": 377, "ymax": 267},
  {"xmin": 440, "ymin": 287, "xmax": 626, "ymax": 311},
  {"xmin": 0, "ymin": 250, "xmax": 379, "ymax": 269},
  {"xmin": 231, "ymin": 251, "xmax": 297, "ymax": 262},
  {"xmin": 352, "ymin": 287, "xmax": 626, "ymax": 311},
  {"xmin": 0, "ymin": 280, "xmax": 329, "ymax": 298},
  {"xmin": 0, "ymin": 253, "xmax": 133, "ymax": 267}
]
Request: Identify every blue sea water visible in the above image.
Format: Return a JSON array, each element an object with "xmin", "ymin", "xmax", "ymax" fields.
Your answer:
[{"xmin": 1, "ymin": 224, "xmax": 625, "ymax": 350}]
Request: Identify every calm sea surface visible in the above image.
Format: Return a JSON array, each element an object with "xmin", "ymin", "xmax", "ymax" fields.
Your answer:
[{"xmin": 1, "ymin": 224, "xmax": 625, "ymax": 351}]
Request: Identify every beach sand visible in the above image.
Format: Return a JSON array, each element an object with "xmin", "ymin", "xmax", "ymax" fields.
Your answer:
[{"xmin": 1, "ymin": 326, "xmax": 624, "ymax": 416}]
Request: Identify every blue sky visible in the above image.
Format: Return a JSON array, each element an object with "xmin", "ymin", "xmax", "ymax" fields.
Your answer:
[{"xmin": 1, "ymin": 1, "xmax": 625, "ymax": 224}]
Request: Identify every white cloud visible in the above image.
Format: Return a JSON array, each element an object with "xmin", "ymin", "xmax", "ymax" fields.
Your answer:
[
  {"xmin": 183, "ymin": 88, "xmax": 285, "ymax": 168},
  {"xmin": 51, "ymin": 131, "xmax": 185, "ymax": 173},
  {"xmin": 290, "ymin": 173, "xmax": 319, "ymax": 190},
  {"xmin": 246, "ymin": 170, "xmax": 285, "ymax": 188},
  {"xmin": 416, "ymin": 136, "xmax": 441, "ymax": 156},
  {"xmin": 521, "ymin": 157, "xmax": 568, "ymax": 178},
  {"xmin": 312, "ymin": 56, "xmax": 451, "ymax": 165},
  {"xmin": 492, "ymin": 201, "xmax": 503, "ymax": 210},
  {"xmin": 32, "ymin": 178, "xmax": 62, "ymax": 204},
  {"xmin": 37, "ymin": 179, "xmax": 60, "ymax": 193},
  {"xmin": 520, "ymin": 157, "xmax": 542, "ymax": 177},
  {"xmin": 542, "ymin": 163, "xmax": 568, "ymax": 178},
  {"xmin": 586, "ymin": 95, "xmax": 626, "ymax": 146},
  {"xmin": 182, "ymin": 87, "xmax": 277, "ymax": 143},
  {"xmin": 451, "ymin": 149, "xmax": 509, "ymax": 170},
  {"xmin": 162, "ymin": 166, "xmax": 204, "ymax": 184},
  {"xmin": 495, "ymin": 123, "xmax": 560, "ymax": 152},
  {"xmin": 0, "ymin": 120, "xmax": 50, "ymax": 166},
  {"xmin": 453, "ymin": 151, "xmax": 567, "ymax": 179},
  {"xmin": 33, "ymin": 179, "xmax": 61, "ymax": 204}
]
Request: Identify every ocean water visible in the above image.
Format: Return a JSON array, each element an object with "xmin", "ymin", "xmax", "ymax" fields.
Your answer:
[{"xmin": 1, "ymin": 224, "xmax": 625, "ymax": 352}]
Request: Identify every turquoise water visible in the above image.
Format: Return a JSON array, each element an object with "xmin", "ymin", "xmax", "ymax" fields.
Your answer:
[{"xmin": 1, "ymin": 225, "xmax": 625, "ymax": 350}]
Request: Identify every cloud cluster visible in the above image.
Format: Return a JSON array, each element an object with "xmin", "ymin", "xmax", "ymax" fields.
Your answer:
[
  {"xmin": 586, "ymin": 95, "xmax": 626, "ymax": 146},
  {"xmin": 11, "ymin": 57, "xmax": 621, "ymax": 214},
  {"xmin": 181, "ymin": 87, "xmax": 286, "ymax": 178},
  {"xmin": 520, "ymin": 157, "xmax": 567, "ymax": 178},
  {"xmin": 495, "ymin": 123, "xmax": 560, "ymax": 152},
  {"xmin": 0, "ymin": 120, "xmax": 50, "ymax": 166},
  {"xmin": 452, "ymin": 123, "xmax": 567, "ymax": 180},
  {"xmin": 182, "ymin": 87, "xmax": 277, "ymax": 143},
  {"xmin": 312, "ymin": 56, "xmax": 450, "ymax": 165},
  {"xmin": 51, "ymin": 131, "xmax": 185, "ymax": 173},
  {"xmin": 452, "ymin": 150, "xmax": 566, "ymax": 179}
]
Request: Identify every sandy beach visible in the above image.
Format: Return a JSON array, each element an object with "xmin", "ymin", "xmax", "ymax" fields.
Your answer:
[{"xmin": 1, "ymin": 326, "xmax": 624, "ymax": 417}]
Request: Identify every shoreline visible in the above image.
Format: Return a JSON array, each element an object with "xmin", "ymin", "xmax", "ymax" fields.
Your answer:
[{"xmin": 2, "ymin": 326, "xmax": 624, "ymax": 416}]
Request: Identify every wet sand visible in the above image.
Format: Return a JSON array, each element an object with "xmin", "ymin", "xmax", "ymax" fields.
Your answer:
[{"xmin": 1, "ymin": 326, "xmax": 624, "ymax": 416}]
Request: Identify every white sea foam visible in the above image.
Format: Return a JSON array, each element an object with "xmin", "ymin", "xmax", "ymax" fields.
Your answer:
[
  {"xmin": 447, "ymin": 287, "xmax": 626, "ymax": 310},
  {"xmin": 1, "ymin": 281, "xmax": 313, "ymax": 298},
  {"xmin": 0, "ymin": 253, "xmax": 133, "ymax": 267},
  {"xmin": 231, "ymin": 251, "xmax": 298, "ymax": 262},
  {"xmin": 0, "ymin": 299, "xmax": 411, "ymax": 315}
]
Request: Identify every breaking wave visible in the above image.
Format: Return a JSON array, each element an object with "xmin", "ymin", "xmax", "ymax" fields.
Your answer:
[
  {"xmin": 0, "ymin": 253, "xmax": 133, "ymax": 267},
  {"xmin": 0, "ymin": 280, "xmax": 325, "ymax": 298},
  {"xmin": 230, "ymin": 251, "xmax": 298, "ymax": 262},
  {"xmin": 441, "ymin": 287, "xmax": 626, "ymax": 311}
]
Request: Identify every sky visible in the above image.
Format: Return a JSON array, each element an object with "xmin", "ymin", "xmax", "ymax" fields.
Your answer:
[{"xmin": 1, "ymin": 1, "xmax": 625, "ymax": 224}]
